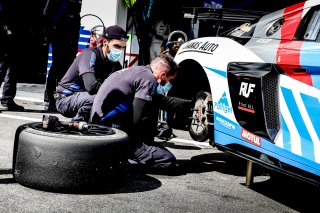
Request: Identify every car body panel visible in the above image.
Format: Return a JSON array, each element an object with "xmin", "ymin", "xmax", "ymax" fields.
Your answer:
[{"xmin": 174, "ymin": 0, "xmax": 320, "ymax": 183}]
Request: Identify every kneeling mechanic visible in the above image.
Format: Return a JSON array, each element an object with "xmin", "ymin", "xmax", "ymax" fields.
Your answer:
[
  {"xmin": 90, "ymin": 55, "xmax": 193, "ymax": 170},
  {"xmin": 55, "ymin": 25, "xmax": 127, "ymax": 121}
]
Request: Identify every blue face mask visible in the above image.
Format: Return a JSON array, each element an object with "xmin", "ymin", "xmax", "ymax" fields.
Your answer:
[
  {"xmin": 157, "ymin": 82, "xmax": 172, "ymax": 94},
  {"xmin": 107, "ymin": 48, "xmax": 123, "ymax": 62}
]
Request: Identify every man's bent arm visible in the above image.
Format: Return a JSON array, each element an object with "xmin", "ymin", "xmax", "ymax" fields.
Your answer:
[{"xmin": 82, "ymin": 72, "xmax": 101, "ymax": 94}]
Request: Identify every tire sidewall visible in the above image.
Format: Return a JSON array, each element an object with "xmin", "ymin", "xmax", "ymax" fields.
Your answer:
[{"xmin": 13, "ymin": 122, "xmax": 129, "ymax": 192}]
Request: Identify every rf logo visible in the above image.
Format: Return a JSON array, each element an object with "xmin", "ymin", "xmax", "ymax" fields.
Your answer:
[{"xmin": 239, "ymin": 82, "xmax": 255, "ymax": 98}]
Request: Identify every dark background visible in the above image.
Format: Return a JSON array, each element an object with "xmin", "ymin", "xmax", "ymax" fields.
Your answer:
[
  {"xmin": 4, "ymin": 0, "xmax": 304, "ymax": 83},
  {"xmin": 130, "ymin": 0, "xmax": 304, "ymax": 64},
  {"xmin": 10, "ymin": 0, "xmax": 48, "ymax": 84}
]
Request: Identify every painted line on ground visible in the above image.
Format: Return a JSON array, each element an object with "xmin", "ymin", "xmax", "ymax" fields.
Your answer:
[
  {"xmin": 0, "ymin": 113, "xmax": 213, "ymax": 149},
  {"xmin": 0, "ymin": 104, "xmax": 212, "ymax": 150},
  {"xmin": 0, "ymin": 113, "xmax": 42, "ymax": 122},
  {"xmin": 15, "ymin": 96, "xmax": 43, "ymax": 103},
  {"xmin": 0, "ymin": 93, "xmax": 43, "ymax": 103},
  {"xmin": 168, "ymin": 138, "xmax": 212, "ymax": 149}
]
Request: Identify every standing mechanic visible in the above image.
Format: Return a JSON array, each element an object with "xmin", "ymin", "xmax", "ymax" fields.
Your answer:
[
  {"xmin": 43, "ymin": 0, "xmax": 82, "ymax": 112},
  {"xmin": 55, "ymin": 25, "xmax": 127, "ymax": 121},
  {"xmin": 0, "ymin": 0, "xmax": 24, "ymax": 111},
  {"xmin": 90, "ymin": 55, "xmax": 193, "ymax": 170}
]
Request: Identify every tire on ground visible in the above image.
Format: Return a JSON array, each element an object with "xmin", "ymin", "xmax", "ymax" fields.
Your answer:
[{"xmin": 13, "ymin": 122, "xmax": 129, "ymax": 192}]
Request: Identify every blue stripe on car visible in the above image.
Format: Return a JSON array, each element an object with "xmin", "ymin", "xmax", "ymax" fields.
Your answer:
[
  {"xmin": 300, "ymin": 93, "xmax": 320, "ymax": 140},
  {"xmin": 280, "ymin": 114, "xmax": 291, "ymax": 151},
  {"xmin": 281, "ymin": 87, "xmax": 315, "ymax": 161},
  {"xmin": 204, "ymin": 66, "xmax": 226, "ymax": 78}
]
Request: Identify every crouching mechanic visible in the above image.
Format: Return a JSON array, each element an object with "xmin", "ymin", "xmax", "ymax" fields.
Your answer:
[
  {"xmin": 54, "ymin": 25, "xmax": 127, "ymax": 121},
  {"xmin": 90, "ymin": 55, "xmax": 193, "ymax": 170}
]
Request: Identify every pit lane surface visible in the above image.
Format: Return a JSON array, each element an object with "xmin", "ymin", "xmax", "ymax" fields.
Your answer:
[{"xmin": 0, "ymin": 84, "xmax": 318, "ymax": 212}]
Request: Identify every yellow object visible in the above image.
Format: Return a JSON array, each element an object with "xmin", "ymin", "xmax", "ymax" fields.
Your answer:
[{"xmin": 122, "ymin": 0, "xmax": 136, "ymax": 8}]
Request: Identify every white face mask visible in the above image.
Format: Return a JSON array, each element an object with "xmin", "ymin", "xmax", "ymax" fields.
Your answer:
[
  {"xmin": 107, "ymin": 48, "xmax": 123, "ymax": 62},
  {"xmin": 157, "ymin": 82, "xmax": 172, "ymax": 94}
]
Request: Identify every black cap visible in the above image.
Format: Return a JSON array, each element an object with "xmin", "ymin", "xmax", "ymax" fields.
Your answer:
[{"xmin": 104, "ymin": 25, "xmax": 128, "ymax": 41}]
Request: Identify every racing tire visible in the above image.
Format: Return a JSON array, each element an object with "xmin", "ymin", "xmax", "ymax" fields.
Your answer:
[
  {"xmin": 189, "ymin": 91, "xmax": 212, "ymax": 142},
  {"xmin": 12, "ymin": 122, "xmax": 129, "ymax": 193}
]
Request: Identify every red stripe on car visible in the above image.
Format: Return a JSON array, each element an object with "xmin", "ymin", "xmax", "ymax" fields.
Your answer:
[{"xmin": 276, "ymin": 1, "xmax": 313, "ymax": 86}]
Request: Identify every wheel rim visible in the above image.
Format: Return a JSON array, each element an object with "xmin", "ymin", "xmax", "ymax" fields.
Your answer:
[{"xmin": 190, "ymin": 97, "xmax": 209, "ymax": 135}]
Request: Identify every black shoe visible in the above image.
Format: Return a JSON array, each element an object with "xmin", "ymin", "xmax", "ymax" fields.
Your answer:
[
  {"xmin": 156, "ymin": 123, "xmax": 175, "ymax": 140},
  {"xmin": 0, "ymin": 101, "xmax": 24, "ymax": 111}
]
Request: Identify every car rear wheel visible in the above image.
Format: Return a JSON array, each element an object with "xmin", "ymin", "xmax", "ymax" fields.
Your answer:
[
  {"xmin": 189, "ymin": 91, "xmax": 213, "ymax": 142},
  {"xmin": 13, "ymin": 122, "xmax": 129, "ymax": 193}
]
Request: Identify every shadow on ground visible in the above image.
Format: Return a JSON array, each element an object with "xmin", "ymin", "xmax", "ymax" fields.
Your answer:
[
  {"xmin": 0, "ymin": 151, "xmax": 257, "ymax": 195},
  {"xmin": 68, "ymin": 172, "xmax": 163, "ymax": 195},
  {"xmin": 5, "ymin": 150, "xmax": 317, "ymax": 213},
  {"xmin": 173, "ymin": 151, "xmax": 320, "ymax": 212},
  {"xmin": 144, "ymin": 150, "xmax": 267, "ymax": 177},
  {"xmin": 174, "ymin": 151, "xmax": 320, "ymax": 212},
  {"xmin": 183, "ymin": 152, "xmax": 251, "ymax": 176},
  {"xmin": 251, "ymin": 173, "xmax": 320, "ymax": 212},
  {"xmin": 0, "ymin": 168, "xmax": 162, "ymax": 194}
]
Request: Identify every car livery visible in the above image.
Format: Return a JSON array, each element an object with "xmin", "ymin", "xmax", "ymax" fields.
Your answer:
[{"xmin": 172, "ymin": 0, "xmax": 320, "ymax": 185}]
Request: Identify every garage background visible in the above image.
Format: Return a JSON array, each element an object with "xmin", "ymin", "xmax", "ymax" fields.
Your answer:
[
  {"xmin": 14, "ymin": 0, "xmax": 303, "ymax": 83},
  {"xmin": 128, "ymin": 0, "xmax": 304, "ymax": 64}
]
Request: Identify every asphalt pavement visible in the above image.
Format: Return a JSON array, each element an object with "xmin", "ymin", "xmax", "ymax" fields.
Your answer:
[{"xmin": 0, "ymin": 83, "xmax": 318, "ymax": 212}]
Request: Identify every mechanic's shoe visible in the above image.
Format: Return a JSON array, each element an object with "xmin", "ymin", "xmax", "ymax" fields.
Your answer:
[
  {"xmin": 44, "ymin": 101, "xmax": 57, "ymax": 112},
  {"xmin": 156, "ymin": 132, "xmax": 176, "ymax": 141},
  {"xmin": 156, "ymin": 123, "xmax": 176, "ymax": 140},
  {"xmin": 0, "ymin": 101, "xmax": 24, "ymax": 111},
  {"xmin": 128, "ymin": 158, "xmax": 139, "ymax": 165}
]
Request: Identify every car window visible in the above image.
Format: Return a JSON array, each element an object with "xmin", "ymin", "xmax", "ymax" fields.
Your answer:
[{"xmin": 303, "ymin": 10, "xmax": 320, "ymax": 41}]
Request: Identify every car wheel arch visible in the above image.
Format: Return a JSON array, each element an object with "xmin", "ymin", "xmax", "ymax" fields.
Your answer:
[{"xmin": 170, "ymin": 59, "xmax": 211, "ymax": 99}]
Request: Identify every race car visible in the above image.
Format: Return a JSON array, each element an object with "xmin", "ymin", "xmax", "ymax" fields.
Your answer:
[{"xmin": 170, "ymin": 0, "xmax": 320, "ymax": 186}]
